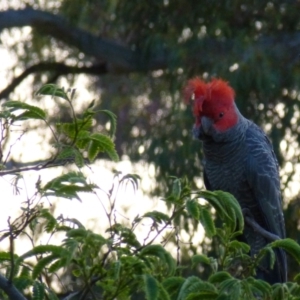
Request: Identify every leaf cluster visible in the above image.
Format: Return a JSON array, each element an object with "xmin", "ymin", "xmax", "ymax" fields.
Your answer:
[{"xmin": 1, "ymin": 84, "xmax": 300, "ymax": 300}]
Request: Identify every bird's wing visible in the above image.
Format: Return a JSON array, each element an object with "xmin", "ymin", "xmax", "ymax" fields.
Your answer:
[
  {"xmin": 245, "ymin": 123, "xmax": 285, "ymax": 238},
  {"xmin": 245, "ymin": 123, "xmax": 287, "ymax": 282}
]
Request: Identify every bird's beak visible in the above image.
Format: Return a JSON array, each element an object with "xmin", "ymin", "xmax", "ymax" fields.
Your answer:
[{"xmin": 201, "ymin": 116, "xmax": 213, "ymax": 135}]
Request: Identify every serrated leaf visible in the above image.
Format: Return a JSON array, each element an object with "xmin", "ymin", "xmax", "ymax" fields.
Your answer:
[
  {"xmin": 228, "ymin": 240, "xmax": 250, "ymax": 253},
  {"xmin": 214, "ymin": 191, "xmax": 244, "ymax": 233},
  {"xmin": 48, "ymin": 258, "xmax": 68, "ymax": 273},
  {"xmin": 185, "ymin": 291, "xmax": 218, "ymax": 300},
  {"xmin": 13, "ymin": 276, "xmax": 33, "ymax": 292},
  {"xmin": 294, "ymin": 273, "xmax": 300, "ymax": 284},
  {"xmin": 72, "ymin": 268, "xmax": 82, "ymax": 277},
  {"xmin": 200, "ymin": 207, "xmax": 216, "ymax": 238},
  {"xmin": 0, "ymin": 252, "xmax": 13, "ymax": 261},
  {"xmin": 40, "ymin": 209, "xmax": 57, "ymax": 233},
  {"xmin": 98, "ymin": 109, "xmax": 117, "ymax": 137},
  {"xmin": 88, "ymin": 133, "xmax": 119, "ymax": 162},
  {"xmin": 186, "ymin": 199, "xmax": 200, "ymax": 220},
  {"xmin": 144, "ymin": 274, "xmax": 159, "ymax": 300},
  {"xmin": 172, "ymin": 178, "xmax": 181, "ymax": 200},
  {"xmin": 42, "ymin": 172, "xmax": 96, "ymax": 201},
  {"xmin": 248, "ymin": 278, "xmax": 271, "ymax": 297},
  {"xmin": 36, "ymin": 84, "xmax": 69, "ymax": 100},
  {"xmin": 3, "ymin": 101, "xmax": 46, "ymax": 120},
  {"xmin": 177, "ymin": 276, "xmax": 216, "ymax": 300},
  {"xmin": 120, "ymin": 173, "xmax": 141, "ymax": 191},
  {"xmin": 191, "ymin": 254, "xmax": 211, "ymax": 267},
  {"xmin": 87, "ymin": 139, "xmax": 99, "ymax": 161},
  {"xmin": 196, "ymin": 191, "xmax": 228, "ymax": 220},
  {"xmin": 142, "ymin": 211, "xmax": 170, "ymax": 224},
  {"xmin": 19, "ymin": 245, "xmax": 68, "ymax": 261},
  {"xmin": 162, "ymin": 277, "xmax": 185, "ymax": 298},
  {"xmin": 46, "ymin": 289, "xmax": 60, "ymax": 300},
  {"xmin": 113, "ymin": 261, "xmax": 121, "ymax": 280},
  {"xmin": 209, "ymin": 272, "xmax": 233, "ymax": 284},
  {"xmin": 271, "ymin": 284, "xmax": 285, "ymax": 300},
  {"xmin": 140, "ymin": 245, "xmax": 175, "ymax": 275},
  {"xmin": 32, "ymin": 281, "xmax": 45, "ymax": 300},
  {"xmin": 219, "ymin": 278, "xmax": 241, "ymax": 299},
  {"xmin": 271, "ymin": 238, "xmax": 300, "ymax": 264},
  {"xmin": 32, "ymin": 254, "xmax": 58, "ymax": 279}
]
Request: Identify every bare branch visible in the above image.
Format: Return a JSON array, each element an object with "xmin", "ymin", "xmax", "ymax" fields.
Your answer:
[
  {"xmin": 0, "ymin": 62, "xmax": 107, "ymax": 100},
  {"xmin": 0, "ymin": 8, "xmax": 167, "ymax": 71},
  {"xmin": 0, "ymin": 158, "xmax": 75, "ymax": 176}
]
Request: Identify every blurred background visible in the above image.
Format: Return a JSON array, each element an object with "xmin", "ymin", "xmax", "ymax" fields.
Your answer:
[{"xmin": 0, "ymin": 0, "xmax": 300, "ymax": 280}]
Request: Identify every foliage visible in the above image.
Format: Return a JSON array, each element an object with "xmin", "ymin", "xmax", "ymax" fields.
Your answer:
[
  {"xmin": 1, "ymin": 0, "xmax": 300, "ymax": 196},
  {"xmin": 0, "ymin": 84, "xmax": 300, "ymax": 299},
  {"xmin": 1, "ymin": 1, "xmax": 300, "ymax": 276}
]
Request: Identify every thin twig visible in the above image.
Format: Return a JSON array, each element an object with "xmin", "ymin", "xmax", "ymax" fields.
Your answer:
[{"xmin": 7, "ymin": 218, "xmax": 14, "ymax": 284}]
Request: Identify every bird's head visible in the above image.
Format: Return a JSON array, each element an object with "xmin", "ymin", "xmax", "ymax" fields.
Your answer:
[{"xmin": 184, "ymin": 78, "xmax": 238, "ymax": 140}]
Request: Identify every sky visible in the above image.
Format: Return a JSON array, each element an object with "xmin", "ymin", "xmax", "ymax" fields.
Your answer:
[
  {"xmin": 0, "ymin": 39, "xmax": 203, "ymax": 256},
  {"xmin": 0, "ymin": 0, "xmax": 299, "ymax": 258}
]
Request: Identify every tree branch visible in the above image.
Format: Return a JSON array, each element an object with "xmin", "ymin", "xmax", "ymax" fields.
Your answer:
[
  {"xmin": 0, "ymin": 62, "xmax": 107, "ymax": 100},
  {"xmin": 0, "ymin": 274, "xmax": 27, "ymax": 300},
  {"xmin": 0, "ymin": 158, "xmax": 76, "ymax": 176},
  {"xmin": 0, "ymin": 8, "xmax": 167, "ymax": 72}
]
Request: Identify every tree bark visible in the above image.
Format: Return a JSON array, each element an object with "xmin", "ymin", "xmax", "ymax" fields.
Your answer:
[{"xmin": 0, "ymin": 8, "xmax": 168, "ymax": 72}]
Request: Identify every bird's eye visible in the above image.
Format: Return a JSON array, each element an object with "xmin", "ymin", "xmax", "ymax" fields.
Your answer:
[{"xmin": 219, "ymin": 112, "xmax": 224, "ymax": 118}]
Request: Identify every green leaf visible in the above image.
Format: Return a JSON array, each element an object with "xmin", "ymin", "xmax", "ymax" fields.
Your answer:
[
  {"xmin": 87, "ymin": 139, "xmax": 99, "ymax": 161},
  {"xmin": 162, "ymin": 277, "xmax": 185, "ymax": 299},
  {"xmin": 185, "ymin": 291, "xmax": 218, "ymax": 300},
  {"xmin": 19, "ymin": 245, "xmax": 68, "ymax": 261},
  {"xmin": 294, "ymin": 273, "xmax": 300, "ymax": 284},
  {"xmin": 32, "ymin": 254, "xmax": 58, "ymax": 279},
  {"xmin": 200, "ymin": 207, "xmax": 216, "ymax": 238},
  {"xmin": 42, "ymin": 172, "xmax": 96, "ymax": 201},
  {"xmin": 46, "ymin": 289, "xmax": 60, "ymax": 300},
  {"xmin": 98, "ymin": 109, "xmax": 117, "ymax": 137},
  {"xmin": 142, "ymin": 211, "xmax": 170, "ymax": 224},
  {"xmin": 13, "ymin": 277, "xmax": 33, "ymax": 292},
  {"xmin": 88, "ymin": 133, "xmax": 119, "ymax": 162},
  {"xmin": 219, "ymin": 278, "xmax": 241, "ymax": 299},
  {"xmin": 271, "ymin": 283, "xmax": 285, "ymax": 300},
  {"xmin": 120, "ymin": 173, "xmax": 141, "ymax": 191},
  {"xmin": 208, "ymin": 272, "xmax": 232, "ymax": 284},
  {"xmin": 247, "ymin": 278, "xmax": 271, "ymax": 298},
  {"xmin": 177, "ymin": 276, "xmax": 216, "ymax": 300},
  {"xmin": 186, "ymin": 199, "xmax": 200, "ymax": 220},
  {"xmin": 271, "ymin": 238, "xmax": 300, "ymax": 264},
  {"xmin": 48, "ymin": 258, "xmax": 68, "ymax": 273},
  {"xmin": 113, "ymin": 261, "xmax": 121, "ymax": 280},
  {"xmin": 144, "ymin": 274, "xmax": 159, "ymax": 300},
  {"xmin": 172, "ymin": 178, "xmax": 181, "ymax": 200},
  {"xmin": 227, "ymin": 240, "xmax": 250, "ymax": 253},
  {"xmin": 0, "ymin": 252, "xmax": 13, "ymax": 261},
  {"xmin": 191, "ymin": 254, "xmax": 211, "ymax": 267},
  {"xmin": 140, "ymin": 245, "xmax": 175, "ymax": 275},
  {"xmin": 36, "ymin": 84, "xmax": 69, "ymax": 100},
  {"xmin": 214, "ymin": 191, "xmax": 244, "ymax": 233},
  {"xmin": 3, "ymin": 101, "xmax": 46, "ymax": 120},
  {"xmin": 32, "ymin": 281, "xmax": 45, "ymax": 300},
  {"xmin": 196, "ymin": 191, "xmax": 228, "ymax": 221},
  {"xmin": 40, "ymin": 209, "xmax": 57, "ymax": 233}
]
